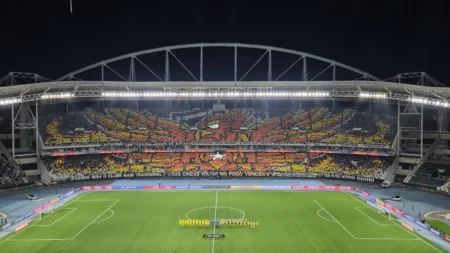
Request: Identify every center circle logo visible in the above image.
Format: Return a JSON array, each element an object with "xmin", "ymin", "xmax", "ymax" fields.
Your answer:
[{"xmin": 185, "ymin": 206, "xmax": 245, "ymax": 220}]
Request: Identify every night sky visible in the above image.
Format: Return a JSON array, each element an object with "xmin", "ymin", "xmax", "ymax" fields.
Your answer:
[{"xmin": 1, "ymin": 0, "xmax": 450, "ymax": 83}]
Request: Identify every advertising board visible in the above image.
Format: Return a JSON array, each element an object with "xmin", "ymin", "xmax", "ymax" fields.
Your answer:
[
  {"xmin": 401, "ymin": 222, "xmax": 414, "ymax": 231},
  {"xmin": 14, "ymin": 222, "xmax": 29, "ymax": 232},
  {"xmin": 82, "ymin": 186, "xmax": 114, "ymax": 190}
]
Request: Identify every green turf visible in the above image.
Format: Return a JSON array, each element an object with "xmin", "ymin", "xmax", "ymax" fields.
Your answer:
[
  {"xmin": 0, "ymin": 190, "xmax": 446, "ymax": 253},
  {"xmin": 426, "ymin": 220, "xmax": 450, "ymax": 236}
]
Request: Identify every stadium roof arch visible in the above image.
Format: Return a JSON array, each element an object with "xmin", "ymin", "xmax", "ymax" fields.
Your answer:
[{"xmin": 0, "ymin": 43, "xmax": 449, "ymax": 109}]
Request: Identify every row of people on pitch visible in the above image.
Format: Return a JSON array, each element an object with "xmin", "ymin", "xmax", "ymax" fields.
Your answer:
[
  {"xmin": 179, "ymin": 219, "xmax": 211, "ymax": 227},
  {"xmin": 219, "ymin": 220, "xmax": 259, "ymax": 227}
]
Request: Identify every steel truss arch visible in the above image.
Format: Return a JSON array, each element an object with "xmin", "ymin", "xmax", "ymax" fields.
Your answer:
[{"xmin": 57, "ymin": 43, "xmax": 379, "ymax": 81}]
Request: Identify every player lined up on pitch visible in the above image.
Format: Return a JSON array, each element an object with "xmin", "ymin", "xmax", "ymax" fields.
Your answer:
[
  {"xmin": 179, "ymin": 219, "xmax": 259, "ymax": 227},
  {"xmin": 218, "ymin": 219, "xmax": 259, "ymax": 227},
  {"xmin": 179, "ymin": 219, "xmax": 211, "ymax": 227}
]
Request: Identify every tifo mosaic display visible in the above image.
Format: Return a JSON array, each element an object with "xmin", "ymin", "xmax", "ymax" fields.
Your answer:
[
  {"xmin": 39, "ymin": 107, "xmax": 395, "ymax": 146},
  {"xmin": 44, "ymin": 153, "xmax": 390, "ymax": 182}
]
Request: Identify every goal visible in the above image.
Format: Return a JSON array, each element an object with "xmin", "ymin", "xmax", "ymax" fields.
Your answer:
[
  {"xmin": 367, "ymin": 201, "xmax": 397, "ymax": 221},
  {"xmin": 30, "ymin": 203, "xmax": 62, "ymax": 222}
]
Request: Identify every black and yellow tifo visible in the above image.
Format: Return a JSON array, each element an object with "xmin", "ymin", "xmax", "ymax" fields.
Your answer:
[{"xmin": 179, "ymin": 219, "xmax": 259, "ymax": 228}]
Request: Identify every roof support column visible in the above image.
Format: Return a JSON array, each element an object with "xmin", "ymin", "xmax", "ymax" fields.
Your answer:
[
  {"xmin": 268, "ymin": 50, "xmax": 272, "ymax": 82},
  {"xmin": 165, "ymin": 50, "xmax": 170, "ymax": 82},
  {"xmin": 234, "ymin": 46, "xmax": 238, "ymax": 90},
  {"xmin": 302, "ymin": 57, "xmax": 308, "ymax": 81}
]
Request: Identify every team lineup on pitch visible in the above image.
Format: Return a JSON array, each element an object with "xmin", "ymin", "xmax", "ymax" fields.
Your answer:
[{"xmin": 0, "ymin": 190, "xmax": 446, "ymax": 253}]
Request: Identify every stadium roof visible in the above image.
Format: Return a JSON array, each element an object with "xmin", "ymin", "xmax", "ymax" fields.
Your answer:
[{"xmin": 0, "ymin": 43, "xmax": 448, "ymax": 108}]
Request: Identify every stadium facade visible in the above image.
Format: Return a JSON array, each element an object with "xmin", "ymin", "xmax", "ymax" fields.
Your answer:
[{"xmin": 0, "ymin": 43, "xmax": 449, "ymax": 192}]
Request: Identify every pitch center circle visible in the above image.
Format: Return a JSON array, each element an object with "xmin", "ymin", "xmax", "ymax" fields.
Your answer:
[{"xmin": 185, "ymin": 206, "xmax": 245, "ymax": 220}]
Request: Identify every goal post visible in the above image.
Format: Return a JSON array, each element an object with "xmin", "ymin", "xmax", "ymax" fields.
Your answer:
[
  {"xmin": 30, "ymin": 204, "xmax": 55, "ymax": 222},
  {"xmin": 367, "ymin": 200, "xmax": 396, "ymax": 220},
  {"xmin": 375, "ymin": 206, "xmax": 395, "ymax": 220}
]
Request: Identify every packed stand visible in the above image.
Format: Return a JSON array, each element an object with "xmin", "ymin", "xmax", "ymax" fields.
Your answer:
[
  {"xmin": 40, "ymin": 111, "xmax": 113, "ymax": 145},
  {"xmin": 0, "ymin": 156, "xmax": 30, "ymax": 186},
  {"xmin": 44, "ymin": 152, "xmax": 392, "ymax": 182},
  {"xmin": 39, "ymin": 107, "xmax": 395, "ymax": 146}
]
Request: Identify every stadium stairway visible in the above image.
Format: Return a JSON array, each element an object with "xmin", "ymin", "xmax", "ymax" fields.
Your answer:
[
  {"xmin": 404, "ymin": 135, "xmax": 441, "ymax": 183},
  {"xmin": 37, "ymin": 156, "xmax": 52, "ymax": 185},
  {"xmin": 382, "ymin": 156, "xmax": 398, "ymax": 183}
]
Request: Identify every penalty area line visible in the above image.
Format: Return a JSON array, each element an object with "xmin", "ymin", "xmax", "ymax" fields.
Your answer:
[
  {"xmin": 313, "ymin": 199, "xmax": 356, "ymax": 239},
  {"xmin": 316, "ymin": 209, "xmax": 336, "ymax": 223},
  {"xmin": 71, "ymin": 199, "xmax": 120, "ymax": 240},
  {"xmin": 345, "ymin": 192, "xmax": 444, "ymax": 253},
  {"xmin": 354, "ymin": 207, "xmax": 396, "ymax": 226},
  {"xmin": 34, "ymin": 208, "xmax": 77, "ymax": 227},
  {"xmin": 0, "ymin": 192, "xmax": 92, "ymax": 246},
  {"xmin": 93, "ymin": 209, "xmax": 115, "ymax": 224}
]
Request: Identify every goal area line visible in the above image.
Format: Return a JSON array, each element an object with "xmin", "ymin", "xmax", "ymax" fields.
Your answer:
[
  {"xmin": 0, "ymin": 194, "xmax": 120, "ymax": 245},
  {"xmin": 345, "ymin": 192, "xmax": 444, "ymax": 253},
  {"xmin": 314, "ymin": 198, "xmax": 420, "ymax": 241},
  {"xmin": 34, "ymin": 208, "xmax": 78, "ymax": 227}
]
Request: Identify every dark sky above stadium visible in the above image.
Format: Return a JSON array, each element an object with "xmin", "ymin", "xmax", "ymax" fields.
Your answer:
[{"xmin": 1, "ymin": 0, "xmax": 449, "ymax": 84}]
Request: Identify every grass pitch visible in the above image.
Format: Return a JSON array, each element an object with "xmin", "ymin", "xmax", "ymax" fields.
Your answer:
[
  {"xmin": 426, "ymin": 220, "xmax": 450, "ymax": 236},
  {"xmin": 0, "ymin": 190, "xmax": 446, "ymax": 253}
]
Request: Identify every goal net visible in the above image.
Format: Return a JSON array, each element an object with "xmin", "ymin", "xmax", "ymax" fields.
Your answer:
[
  {"xmin": 30, "ymin": 203, "xmax": 62, "ymax": 222},
  {"xmin": 367, "ymin": 201, "xmax": 397, "ymax": 221}
]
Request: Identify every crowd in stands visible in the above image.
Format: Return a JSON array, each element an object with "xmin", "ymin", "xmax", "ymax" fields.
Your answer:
[
  {"xmin": 0, "ymin": 156, "xmax": 29, "ymax": 186},
  {"xmin": 43, "ymin": 153, "xmax": 391, "ymax": 182},
  {"xmin": 39, "ymin": 107, "xmax": 396, "ymax": 147}
]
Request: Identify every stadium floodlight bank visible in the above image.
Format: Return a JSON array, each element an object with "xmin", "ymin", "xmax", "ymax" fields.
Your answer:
[{"xmin": 0, "ymin": 90, "xmax": 449, "ymax": 109}]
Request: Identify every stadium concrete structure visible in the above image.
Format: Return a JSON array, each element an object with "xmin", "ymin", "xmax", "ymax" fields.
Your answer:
[{"xmin": 0, "ymin": 43, "xmax": 449, "ymax": 187}]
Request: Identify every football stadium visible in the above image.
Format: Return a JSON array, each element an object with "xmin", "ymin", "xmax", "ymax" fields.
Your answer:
[{"xmin": 0, "ymin": 43, "xmax": 449, "ymax": 253}]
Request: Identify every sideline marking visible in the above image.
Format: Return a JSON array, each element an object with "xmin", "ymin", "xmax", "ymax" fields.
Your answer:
[
  {"xmin": 314, "ymin": 199, "xmax": 357, "ymax": 201},
  {"xmin": 34, "ymin": 208, "xmax": 77, "ymax": 227},
  {"xmin": 212, "ymin": 191, "xmax": 218, "ymax": 253},
  {"xmin": 75, "ymin": 199, "xmax": 119, "ymax": 202},
  {"xmin": 345, "ymin": 192, "xmax": 444, "ymax": 252},
  {"xmin": 356, "ymin": 238, "xmax": 420, "ymax": 240},
  {"xmin": 185, "ymin": 206, "xmax": 245, "ymax": 220},
  {"xmin": 313, "ymin": 199, "xmax": 356, "ymax": 239},
  {"xmin": 316, "ymin": 209, "xmax": 336, "ymax": 223},
  {"xmin": 8, "ymin": 238, "xmax": 71, "ymax": 241}
]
